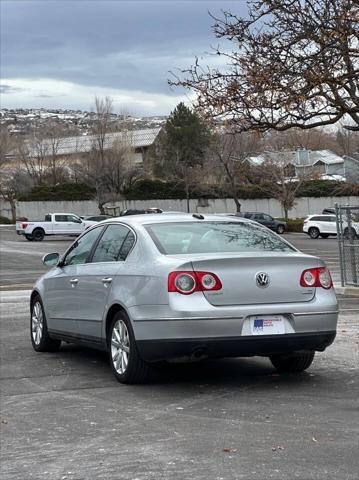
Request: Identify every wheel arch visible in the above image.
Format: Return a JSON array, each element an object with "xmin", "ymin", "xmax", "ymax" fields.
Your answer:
[
  {"xmin": 30, "ymin": 289, "xmax": 41, "ymax": 309},
  {"xmin": 32, "ymin": 227, "xmax": 45, "ymax": 234},
  {"xmin": 104, "ymin": 303, "xmax": 130, "ymax": 344}
]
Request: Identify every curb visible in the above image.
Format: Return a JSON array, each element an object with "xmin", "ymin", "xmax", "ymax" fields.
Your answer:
[{"xmin": 334, "ymin": 285, "xmax": 359, "ymax": 297}]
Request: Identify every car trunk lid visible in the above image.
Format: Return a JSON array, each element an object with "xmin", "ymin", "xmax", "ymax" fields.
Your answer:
[{"xmin": 190, "ymin": 253, "xmax": 318, "ymax": 306}]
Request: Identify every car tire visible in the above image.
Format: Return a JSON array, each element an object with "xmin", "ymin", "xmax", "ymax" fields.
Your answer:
[
  {"xmin": 30, "ymin": 296, "xmax": 61, "ymax": 352},
  {"xmin": 308, "ymin": 227, "xmax": 320, "ymax": 239},
  {"xmin": 344, "ymin": 227, "xmax": 357, "ymax": 239},
  {"xmin": 32, "ymin": 228, "xmax": 45, "ymax": 241},
  {"xmin": 25, "ymin": 234, "xmax": 34, "ymax": 241},
  {"xmin": 270, "ymin": 351, "xmax": 315, "ymax": 373},
  {"xmin": 108, "ymin": 311, "xmax": 151, "ymax": 384},
  {"xmin": 320, "ymin": 234, "xmax": 329, "ymax": 239},
  {"xmin": 276, "ymin": 225, "xmax": 285, "ymax": 234}
]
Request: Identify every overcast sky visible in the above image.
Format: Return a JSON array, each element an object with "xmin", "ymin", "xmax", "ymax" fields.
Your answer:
[{"xmin": 0, "ymin": 0, "xmax": 246, "ymax": 115}]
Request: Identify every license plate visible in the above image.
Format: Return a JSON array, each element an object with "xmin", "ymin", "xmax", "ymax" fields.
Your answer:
[{"xmin": 250, "ymin": 315, "xmax": 285, "ymax": 335}]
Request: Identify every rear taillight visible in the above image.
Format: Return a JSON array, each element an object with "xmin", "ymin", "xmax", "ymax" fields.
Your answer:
[
  {"xmin": 168, "ymin": 271, "xmax": 222, "ymax": 295},
  {"xmin": 300, "ymin": 267, "xmax": 333, "ymax": 289},
  {"xmin": 22, "ymin": 223, "xmax": 28, "ymax": 229},
  {"xmin": 303, "ymin": 219, "xmax": 308, "ymax": 224}
]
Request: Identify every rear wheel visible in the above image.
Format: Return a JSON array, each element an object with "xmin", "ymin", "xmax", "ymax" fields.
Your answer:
[
  {"xmin": 30, "ymin": 296, "xmax": 61, "ymax": 352},
  {"xmin": 276, "ymin": 224, "xmax": 285, "ymax": 234},
  {"xmin": 344, "ymin": 227, "xmax": 357, "ymax": 239},
  {"xmin": 270, "ymin": 351, "xmax": 315, "ymax": 373},
  {"xmin": 308, "ymin": 227, "xmax": 320, "ymax": 239},
  {"xmin": 109, "ymin": 311, "xmax": 151, "ymax": 384},
  {"xmin": 32, "ymin": 228, "xmax": 45, "ymax": 241},
  {"xmin": 25, "ymin": 234, "xmax": 34, "ymax": 241},
  {"xmin": 320, "ymin": 233, "xmax": 329, "ymax": 239}
]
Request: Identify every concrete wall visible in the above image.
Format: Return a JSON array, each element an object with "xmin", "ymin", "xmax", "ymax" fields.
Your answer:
[
  {"xmin": 106, "ymin": 196, "xmax": 359, "ymax": 218},
  {"xmin": 0, "ymin": 200, "xmax": 98, "ymax": 220},
  {"xmin": 2, "ymin": 196, "xmax": 357, "ymax": 221}
]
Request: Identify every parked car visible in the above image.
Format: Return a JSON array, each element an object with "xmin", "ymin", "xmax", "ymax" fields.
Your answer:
[
  {"xmin": 16, "ymin": 213, "xmax": 98, "ymax": 241},
  {"xmin": 322, "ymin": 208, "xmax": 336, "ymax": 215},
  {"xmin": 120, "ymin": 208, "xmax": 163, "ymax": 216},
  {"xmin": 234, "ymin": 212, "xmax": 287, "ymax": 234},
  {"xmin": 303, "ymin": 214, "xmax": 359, "ymax": 239},
  {"xmin": 81, "ymin": 215, "xmax": 113, "ymax": 222},
  {"xmin": 31, "ymin": 214, "xmax": 337, "ymax": 384}
]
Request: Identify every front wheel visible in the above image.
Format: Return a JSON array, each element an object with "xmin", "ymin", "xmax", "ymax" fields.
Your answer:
[
  {"xmin": 270, "ymin": 351, "xmax": 315, "ymax": 373},
  {"xmin": 308, "ymin": 227, "xmax": 320, "ymax": 239},
  {"xmin": 109, "ymin": 312, "xmax": 151, "ymax": 384},
  {"xmin": 30, "ymin": 297, "xmax": 61, "ymax": 352}
]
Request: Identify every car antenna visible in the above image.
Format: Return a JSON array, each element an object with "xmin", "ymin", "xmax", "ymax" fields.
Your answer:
[{"xmin": 192, "ymin": 213, "xmax": 204, "ymax": 220}]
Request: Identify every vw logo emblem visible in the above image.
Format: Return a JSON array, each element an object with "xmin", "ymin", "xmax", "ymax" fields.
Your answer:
[{"xmin": 256, "ymin": 272, "xmax": 270, "ymax": 288}]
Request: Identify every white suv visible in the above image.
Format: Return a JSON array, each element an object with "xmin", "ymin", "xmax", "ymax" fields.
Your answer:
[{"xmin": 303, "ymin": 214, "xmax": 359, "ymax": 239}]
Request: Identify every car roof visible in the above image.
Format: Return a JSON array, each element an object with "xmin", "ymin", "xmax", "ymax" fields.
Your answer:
[{"xmin": 101, "ymin": 213, "xmax": 255, "ymax": 227}]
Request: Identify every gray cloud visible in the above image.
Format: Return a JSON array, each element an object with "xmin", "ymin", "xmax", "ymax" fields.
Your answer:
[
  {"xmin": 1, "ymin": 0, "xmax": 246, "ymax": 95},
  {"xmin": 0, "ymin": 84, "xmax": 25, "ymax": 93}
]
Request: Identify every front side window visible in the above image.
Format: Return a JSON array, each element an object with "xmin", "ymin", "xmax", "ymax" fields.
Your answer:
[
  {"xmin": 63, "ymin": 227, "xmax": 104, "ymax": 266},
  {"xmin": 263, "ymin": 214, "xmax": 273, "ymax": 221},
  {"xmin": 145, "ymin": 222, "xmax": 295, "ymax": 255},
  {"xmin": 91, "ymin": 225, "xmax": 134, "ymax": 263},
  {"xmin": 67, "ymin": 215, "xmax": 81, "ymax": 223}
]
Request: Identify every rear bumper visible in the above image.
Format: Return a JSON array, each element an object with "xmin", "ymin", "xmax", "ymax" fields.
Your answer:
[{"xmin": 137, "ymin": 331, "xmax": 336, "ymax": 362}]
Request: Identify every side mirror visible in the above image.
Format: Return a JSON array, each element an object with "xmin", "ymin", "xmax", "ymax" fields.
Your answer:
[{"xmin": 42, "ymin": 252, "xmax": 60, "ymax": 267}]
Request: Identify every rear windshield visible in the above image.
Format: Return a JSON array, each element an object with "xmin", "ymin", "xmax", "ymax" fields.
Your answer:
[{"xmin": 145, "ymin": 222, "xmax": 295, "ymax": 255}]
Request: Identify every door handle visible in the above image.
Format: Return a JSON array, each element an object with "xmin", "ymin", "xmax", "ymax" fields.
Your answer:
[
  {"xmin": 70, "ymin": 278, "xmax": 79, "ymax": 285},
  {"xmin": 102, "ymin": 277, "xmax": 113, "ymax": 285}
]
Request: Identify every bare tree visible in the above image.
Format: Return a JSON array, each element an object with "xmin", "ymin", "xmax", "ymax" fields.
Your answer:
[
  {"xmin": 336, "ymin": 123, "xmax": 359, "ymax": 155},
  {"xmin": 258, "ymin": 152, "xmax": 312, "ymax": 219},
  {"xmin": 45, "ymin": 123, "xmax": 69, "ymax": 184},
  {"xmin": 171, "ymin": 0, "xmax": 359, "ymax": 132},
  {"xmin": 0, "ymin": 128, "xmax": 12, "ymax": 168},
  {"xmin": 208, "ymin": 130, "xmax": 259, "ymax": 211},
  {"xmin": 77, "ymin": 97, "xmax": 140, "ymax": 212},
  {"xmin": 14, "ymin": 131, "xmax": 49, "ymax": 184}
]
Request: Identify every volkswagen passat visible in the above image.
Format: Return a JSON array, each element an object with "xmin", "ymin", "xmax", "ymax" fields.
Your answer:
[{"xmin": 30, "ymin": 214, "xmax": 338, "ymax": 383}]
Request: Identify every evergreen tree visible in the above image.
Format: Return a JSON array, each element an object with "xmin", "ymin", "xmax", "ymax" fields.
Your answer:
[{"xmin": 159, "ymin": 102, "xmax": 211, "ymax": 211}]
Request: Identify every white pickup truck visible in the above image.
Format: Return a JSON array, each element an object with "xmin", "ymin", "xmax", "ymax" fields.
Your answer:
[{"xmin": 16, "ymin": 213, "xmax": 98, "ymax": 241}]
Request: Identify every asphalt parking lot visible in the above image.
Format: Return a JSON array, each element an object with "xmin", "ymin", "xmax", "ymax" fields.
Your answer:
[
  {"xmin": 0, "ymin": 226, "xmax": 346, "ymax": 288},
  {"xmin": 1, "ymin": 226, "xmax": 358, "ymax": 480}
]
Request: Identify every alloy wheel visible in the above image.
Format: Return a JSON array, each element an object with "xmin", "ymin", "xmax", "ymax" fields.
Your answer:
[
  {"xmin": 111, "ymin": 319, "xmax": 130, "ymax": 375},
  {"xmin": 31, "ymin": 301, "xmax": 43, "ymax": 345}
]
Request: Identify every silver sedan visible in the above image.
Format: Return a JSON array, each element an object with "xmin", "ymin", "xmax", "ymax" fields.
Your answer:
[{"xmin": 30, "ymin": 214, "xmax": 338, "ymax": 383}]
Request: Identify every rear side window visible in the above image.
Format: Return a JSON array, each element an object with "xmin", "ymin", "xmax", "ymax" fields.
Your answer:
[
  {"xmin": 55, "ymin": 215, "xmax": 67, "ymax": 222},
  {"xmin": 310, "ymin": 216, "xmax": 325, "ymax": 221},
  {"xmin": 91, "ymin": 225, "xmax": 134, "ymax": 263},
  {"xmin": 145, "ymin": 222, "xmax": 295, "ymax": 255}
]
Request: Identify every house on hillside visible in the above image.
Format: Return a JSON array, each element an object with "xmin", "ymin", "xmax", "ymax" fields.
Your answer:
[{"xmin": 249, "ymin": 148, "xmax": 359, "ymax": 183}]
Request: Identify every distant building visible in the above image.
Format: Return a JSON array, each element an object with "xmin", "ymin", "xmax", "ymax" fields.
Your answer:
[
  {"xmin": 249, "ymin": 148, "xmax": 359, "ymax": 183},
  {"xmin": 25, "ymin": 127, "xmax": 162, "ymax": 166}
]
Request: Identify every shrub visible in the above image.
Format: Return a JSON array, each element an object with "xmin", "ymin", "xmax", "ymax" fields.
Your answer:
[
  {"xmin": 277, "ymin": 218, "xmax": 304, "ymax": 232},
  {"xmin": 0, "ymin": 215, "xmax": 12, "ymax": 224},
  {"xmin": 18, "ymin": 183, "xmax": 96, "ymax": 201}
]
